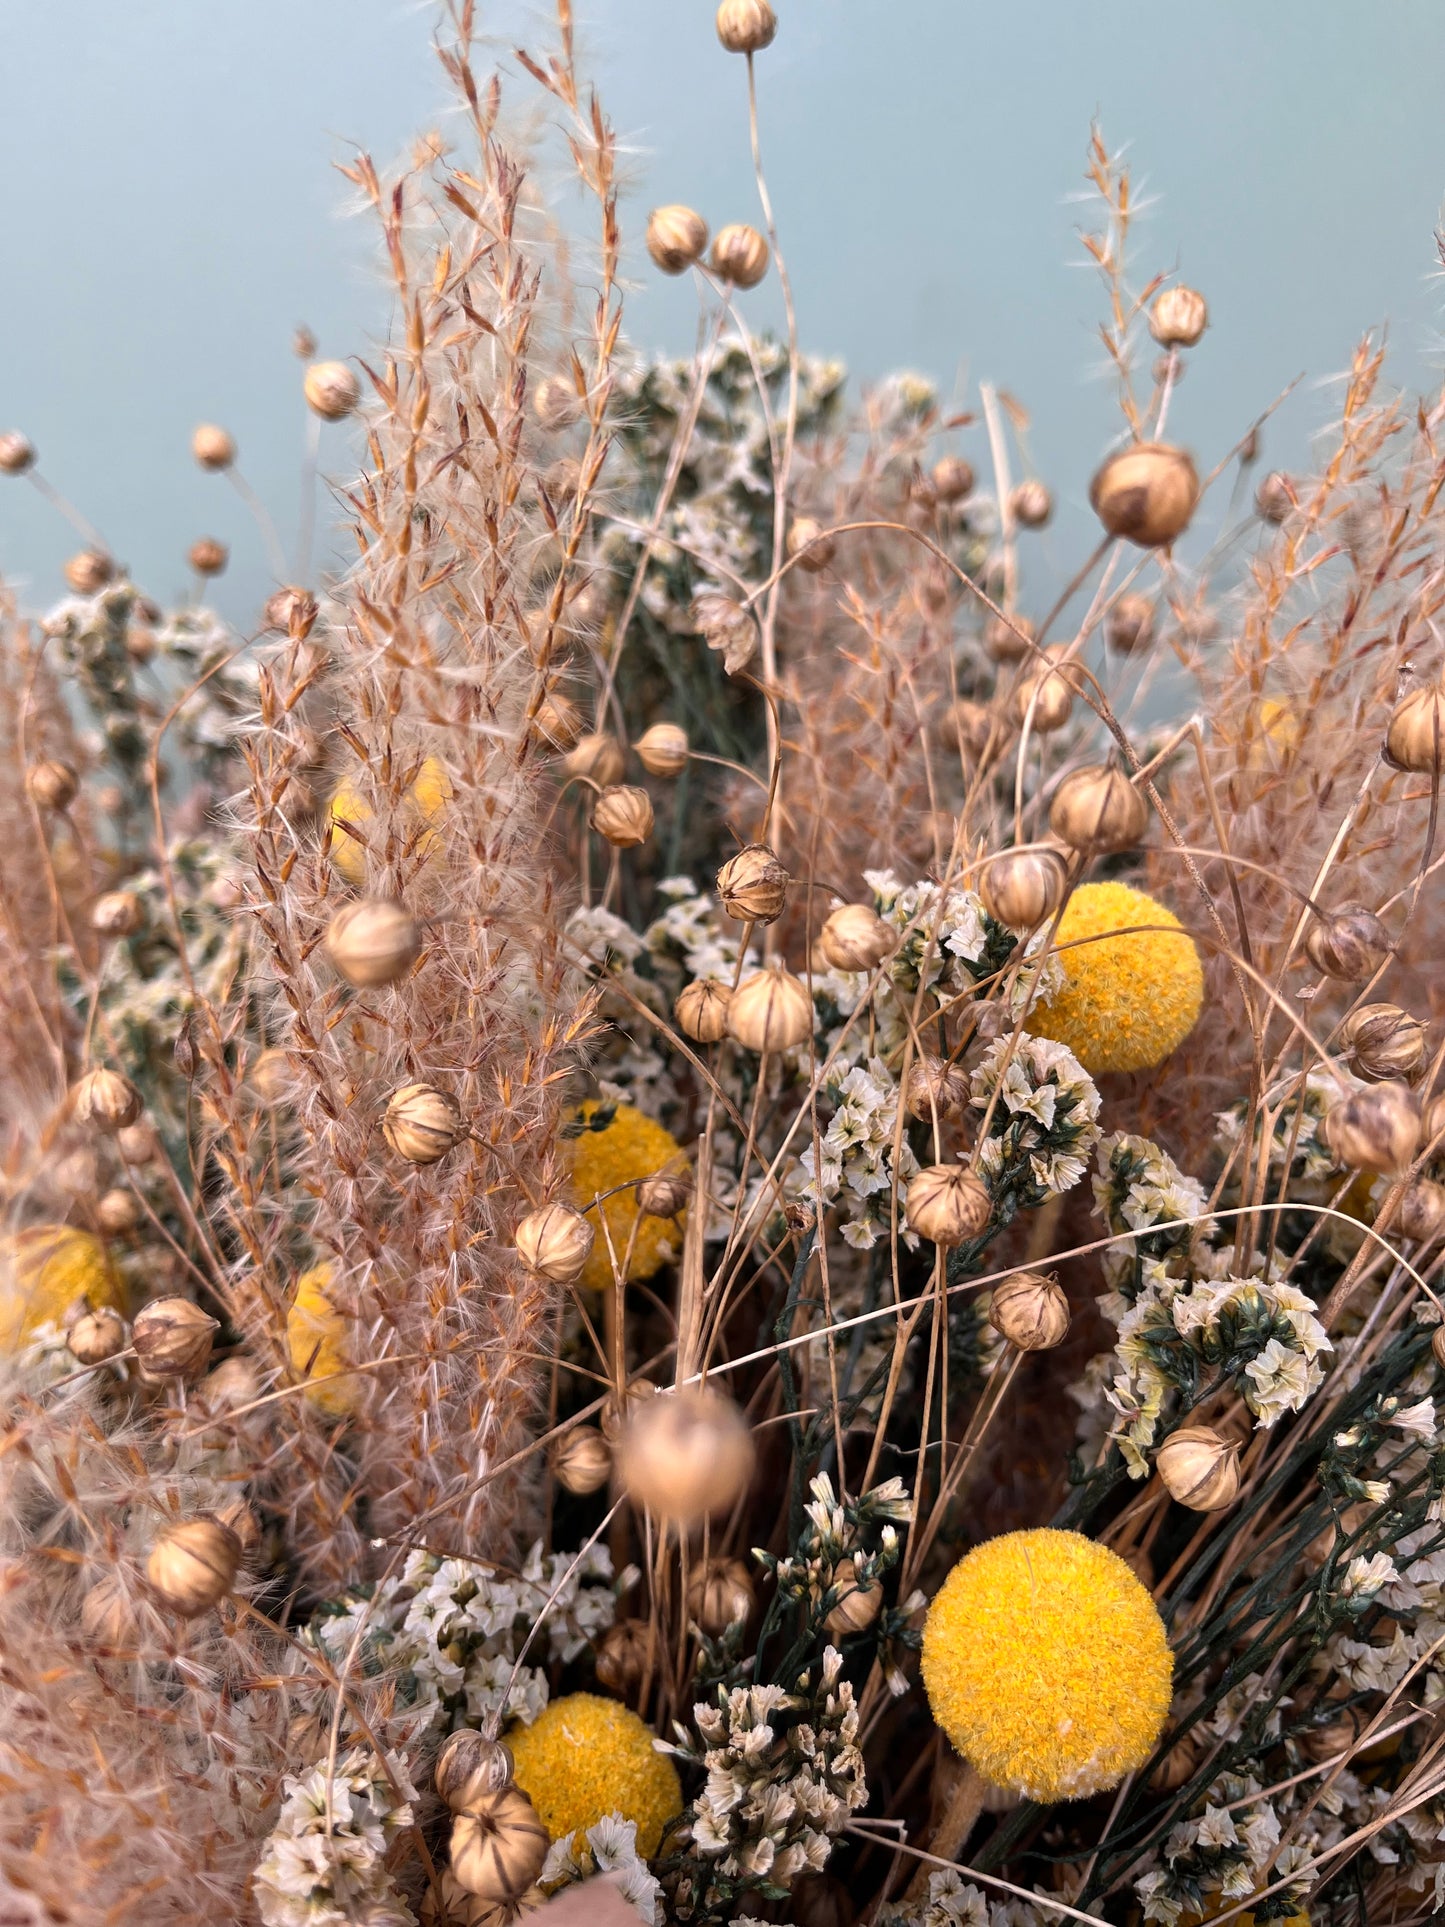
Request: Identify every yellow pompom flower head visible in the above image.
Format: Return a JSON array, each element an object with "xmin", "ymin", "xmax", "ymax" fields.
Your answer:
[
  {"xmin": 1030, "ymin": 880, "xmax": 1203, "ymax": 1076},
  {"xmin": 285, "ymin": 1262, "xmax": 361, "ymax": 1416},
  {"xmin": 507, "ymin": 1691, "xmax": 682, "ymax": 1858},
  {"xmin": 328, "ymin": 754, "xmax": 450, "ymax": 888},
  {"xmin": 921, "ymin": 1527, "xmax": 1172, "ymax": 1802},
  {"xmin": 565, "ymin": 1101, "xmax": 685, "ymax": 1294},
  {"xmin": 0, "ymin": 1224, "xmax": 126, "ymax": 1348}
]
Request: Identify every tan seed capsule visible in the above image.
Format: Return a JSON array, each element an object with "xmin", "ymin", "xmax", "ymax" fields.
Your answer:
[
  {"xmin": 27, "ymin": 758, "xmax": 79, "ymax": 811},
  {"xmin": 903, "ymin": 1057, "xmax": 971, "ymax": 1123},
  {"xmin": 563, "ymin": 731, "xmax": 626, "ymax": 789},
  {"xmin": 146, "ymin": 1516, "xmax": 241, "ymax": 1616},
  {"xmin": 216, "ymin": 1498, "xmax": 262, "ymax": 1561},
  {"xmin": 382, "ymin": 1083, "xmax": 466, "ymax": 1165},
  {"xmin": 133, "ymin": 1296, "xmax": 219, "ymax": 1380},
  {"xmin": 532, "ymin": 374, "xmax": 581, "ymax": 431},
  {"xmin": 95, "ymin": 1188, "xmax": 142, "ymax": 1236},
  {"xmin": 646, "ymin": 204, "xmax": 709, "ymax": 274},
  {"xmin": 1255, "ymin": 470, "xmax": 1294, "ymax": 524},
  {"xmin": 534, "ymin": 693, "xmax": 583, "ymax": 751},
  {"xmin": 711, "ymin": 223, "xmax": 770, "ymax": 289},
  {"xmin": 726, "ymin": 966, "xmax": 814, "ymax": 1053},
  {"xmin": 188, "ymin": 537, "xmax": 228, "ymax": 577},
  {"xmin": 1106, "ymin": 593, "xmax": 1156, "ymax": 656},
  {"xmin": 980, "ymin": 847, "xmax": 1069, "ymax": 931},
  {"xmin": 635, "ymin": 721, "xmax": 689, "ymax": 777},
  {"xmin": 1324, "ymin": 1082, "xmax": 1421, "ymax": 1175},
  {"xmin": 1385, "ymin": 683, "xmax": 1445, "ymax": 776},
  {"xmin": 942, "ymin": 697, "xmax": 995, "ymax": 760},
  {"xmin": 601, "ymin": 1377, "xmax": 661, "ymax": 1441},
  {"xmin": 1396, "ymin": 1178, "xmax": 1445, "ymax": 1246},
  {"xmin": 264, "ymin": 585, "xmax": 319, "ymax": 637},
  {"xmin": 65, "ymin": 551, "xmax": 116, "ymax": 594},
  {"xmin": 1149, "ymin": 286, "xmax": 1209, "ymax": 348},
  {"xmin": 81, "ymin": 1570, "xmax": 142, "ymax": 1650},
  {"xmin": 594, "ymin": 1616, "xmax": 658, "ymax": 1697},
  {"xmin": 0, "ymin": 431, "xmax": 36, "ymax": 474},
  {"xmin": 1049, "ymin": 765, "xmax": 1148, "ymax": 855},
  {"xmin": 191, "ymin": 423, "xmax": 235, "ymax": 469},
  {"xmin": 989, "ymin": 1271, "xmax": 1070, "ymax": 1351},
  {"xmin": 985, "ymin": 613, "xmax": 1035, "ymax": 664},
  {"xmin": 199, "ymin": 1355, "xmax": 261, "ymax": 1411},
  {"xmin": 905, "ymin": 1165, "xmax": 991, "ymax": 1247},
  {"xmin": 687, "ymin": 1555, "xmax": 755, "ymax": 1637},
  {"xmin": 515, "ymin": 1200, "xmax": 595, "ymax": 1284},
  {"xmin": 617, "ymin": 1384, "xmax": 755, "ymax": 1528},
  {"xmin": 787, "ymin": 517, "xmax": 835, "ymax": 573},
  {"xmin": 717, "ymin": 843, "xmax": 789, "ymax": 923},
  {"xmin": 691, "ymin": 591, "xmax": 757, "ymax": 673},
  {"xmin": 716, "ymin": 0, "xmax": 776, "ymax": 51},
  {"xmin": 1013, "ymin": 648, "xmax": 1078, "ymax": 733},
  {"xmin": 324, "ymin": 898, "xmax": 420, "ymax": 989},
  {"xmin": 1341, "ymin": 1004, "xmax": 1427, "ymax": 1084},
  {"xmin": 1148, "ymin": 1731, "xmax": 1202, "ymax": 1792},
  {"xmin": 1156, "ymin": 1426, "xmax": 1240, "ymax": 1511},
  {"xmin": 72, "ymin": 1068, "xmax": 143, "ymax": 1133},
  {"xmin": 249, "ymin": 1048, "xmax": 294, "ymax": 1104},
  {"xmin": 818, "ymin": 903, "xmax": 898, "ymax": 974},
  {"xmin": 450, "ymin": 1786, "xmax": 550, "ymax": 1901},
  {"xmin": 1305, "ymin": 902, "xmax": 1391, "ymax": 981},
  {"xmin": 931, "ymin": 455, "xmax": 975, "ymax": 502},
  {"xmin": 549, "ymin": 1426, "xmax": 613, "ymax": 1496},
  {"xmin": 824, "ymin": 1555, "xmax": 883, "ymax": 1638},
  {"xmin": 303, "ymin": 359, "xmax": 361, "ymax": 420},
  {"xmin": 91, "ymin": 890, "xmax": 142, "ymax": 939},
  {"xmin": 1424, "ymin": 1092, "xmax": 1445, "ymax": 1152},
  {"xmin": 1010, "ymin": 480, "xmax": 1053, "ymax": 529},
  {"xmin": 591, "ymin": 784, "xmax": 655, "ymax": 848},
  {"xmin": 636, "ymin": 1166, "xmax": 691, "ymax": 1218},
  {"xmin": 675, "ymin": 979, "xmax": 733, "ymax": 1043},
  {"xmin": 436, "ymin": 1733, "xmax": 516, "ymax": 1813},
  {"xmin": 1090, "ymin": 442, "xmax": 1199, "ymax": 548},
  {"xmin": 68, "ymin": 1304, "xmax": 128, "ymax": 1366}
]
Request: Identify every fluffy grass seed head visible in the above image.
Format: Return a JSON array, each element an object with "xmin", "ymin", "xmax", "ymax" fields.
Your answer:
[
  {"xmin": 1, "ymin": 1224, "xmax": 126, "ymax": 1347},
  {"xmin": 921, "ymin": 1527, "xmax": 1173, "ymax": 1802},
  {"xmin": 1030, "ymin": 880, "xmax": 1203, "ymax": 1075},
  {"xmin": 566, "ymin": 1102, "xmax": 684, "ymax": 1292},
  {"xmin": 328, "ymin": 756, "xmax": 451, "ymax": 887},
  {"xmin": 285, "ymin": 1262, "xmax": 361, "ymax": 1416},
  {"xmin": 506, "ymin": 1692, "xmax": 682, "ymax": 1859}
]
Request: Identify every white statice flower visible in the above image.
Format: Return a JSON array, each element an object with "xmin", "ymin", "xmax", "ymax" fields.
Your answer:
[
  {"xmin": 541, "ymin": 1816, "xmax": 664, "ymax": 1924},
  {"xmin": 1391, "ymin": 1397, "xmax": 1438, "ymax": 1441},
  {"xmin": 969, "ymin": 1032, "xmax": 1101, "ymax": 1196},
  {"xmin": 567, "ymin": 904, "xmax": 645, "ymax": 970},
  {"xmin": 790, "ymin": 1055, "xmax": 919, "ymax": 1249},
  {"xmin": 253, "ymin": 1748, "xmax": 415, "ymax": 1927},
  {"xmin": 1341, "ymin": 1551, "xmax": 1400, "ymax": 1601},
  {"xmin": 644, "ymin": 876, "xmax": 739, "ymax": 983}
]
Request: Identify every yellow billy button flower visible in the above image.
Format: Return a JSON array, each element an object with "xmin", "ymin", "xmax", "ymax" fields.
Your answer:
[
  {"xmin": 0, "ymin": 1225, "xmax": 126, "ymax": 1347},
  {"xmin": 327, "ymin": 756, "xmax": 451, "ymax": 887},
  {"xmin": 921, "ymin": 1527, "xmax": 1172, "ymax": 1802},
  {"xmin": 1029, "ymin": 880, "xmax": 1203, "ymax": 1076},
  {"xmin": 565, "ymin": 1101, "xmax": 685, "ymax": 1293},
  {"xmin": 507, "ymin": 1692, "xmax": 682, "ymax": 1860},
  {"xmin": 285, "ymin": 1263, "xmax": 361, "ymax": 1416}
]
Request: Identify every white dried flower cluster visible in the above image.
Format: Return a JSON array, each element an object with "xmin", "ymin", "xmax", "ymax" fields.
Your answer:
[
  {"xmin": 1136, "ymin": 1771, "xmax": 1316, "ymax": 1926},
  {"xmin": 567, "ymin": 903, "xmax": 646, "ymax": 971},
  {"xmin": 968, "ymin": 1032, "xmax": 1101, "ymax": 1200},
  {"xmin": 542, "ymin": 1815, "xmax": 664, "ymax": 1924},
  {"xmin": 645, "ymin": 877, "xmax": 740, "ymax": 984},
  {"xmin": 877, "ymin": 1868, "xmax": 1051, "ymax": 1927},
  {"xmin": 253, "ymin": 1746, "xmax": 416, "ymax": 1927},
  {"xmin": 792, "ymin": 1055, "xmax": 920, "ymax": 1249}
]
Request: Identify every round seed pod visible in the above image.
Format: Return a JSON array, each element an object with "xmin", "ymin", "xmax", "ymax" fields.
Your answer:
[
  {"xmin": 1013, "ymin": 648, "xmax": 1078, "ymax": 734},
  {"xmin": 68, "ymin": 1304, "xmax": 128, "ymax": 1366},
  {"xmin": 199, "ymin": 1356, "xmax": 261, "ymax": 1411},
  {"xmin": 690, "ymin": 591, "xmax": 757, "ymax": 673},
  {"xmin": 1010, "ymin": 480, "xmax": 1053, "ymax": 529},
  {"xmin": 1340, "ymin": 1004, "xmax": 1427, "ymax": 1085},
  {"xmin": 942, "ymin": 698, "xmax": 994, "ymax": 759},
  {"xmin": 515, "ymin": 1200, "xmax": 595, "ymax": 1284},
  {"xmin": 636, "ymin": 1166, "xmax": 691, "ymax": 1218},
  {"xmin": 601, "ymin": 1377, "xmax": 660, "ymax": 1442},
  {"xmin": 1049, "ymin": 766, "xmax": 1148, "ymax": 855},
  {"xmin": 635, "ymin": 722, "xmax": 688, "ymax": 777},
  {"xmin": 1156, "ymin": 1426, "xmax": 1240, "ymax": 1511},
  {"xmin": 711, "ymin": 223, "xmax": 770, "ymax": 289},
  {"xmin": 726, "ymin": 966, "xmax": 814, "ymax": 1053},
  {"xmin": 133, "ymin": 1296, "xmax": 219, "ymax": 1381},
  {"xmin": 1106, "ymin": 593, "xmax": 1156, "ymax": 656},
  {"xmin": 436, "ymin": 1733, "xmax": 516, "ymax": 1813},
  {"xmin": 1323, "ymin": 1082, "xmax": 1421, "ymax": 1176},
  {"xmin": 903, "ymin": 1057, "xmax": 970, "ymax": 1123},
  {"xmin": 563, "ymin": 731, "xmax": 626, "ymax": 788},
  {"xmin": 216, "ymin": 1498, "xmax": 262, "ymax": 1562},
  {"xmin": 787, "ymin": 517, "xmax": 835, "ymax": 573},
  {"xmin": 1148, "ymin": 1731, "xmax": 1202, "ymax": 1793},
  {"xmin": 248, "ymin": 1048, "xmax": 294, "ymax": 1104},
  {"xmin": 716, "ymin": 0, "xmax": 776, "ymax": 52},
  {"xmin": 81, "ymin": 1570, "xmax": 143, "ymax": 1650},
  {"xmin": 1396, "ymin": 1177, "xmax": 1445, "ymax": 1245},
  {"xmin": 72, "ymin": 1068, "xmax": 143, "ymax": 1133},
  {"xmin": 534, "ymin": 693, "xmax": 582, "ymax": 752},
  {"xmin": 985, "ymin": 613, "xmax": 1035, "ymax": 665},
  {"xmin": 1385, "ymin": 683, "xmax": 1445, "ymax": 776},
  {"xmin": 325, "ymin": 898, "xmax": 421, "ymax": 988},
  {"xmin": 1090, "ymin": 443, "xmax": 1199, "ymax": 548},
  {"xmin": 95, "ymin": 1188, "xmax": 142, "ymax": 1236},
  {"xmin": 931, "ymin": 455, "xmax": 975, "ymax": 502},
  {"xmin": 146, "ymin": 1516, "xmax": 241, "ymax": 1616},
  {"xmin": 0, "ymin": 432, "xmax": 36, "ymax": 474},
  {"xmin": 264, "ymin": 585, "xmax": 319, "ymax": 638},
  {"xmin": 818, "ymin": 903, "xmax": 898, "ymax": 973},
  {"xmin": 91, "ymin": 890, "xmax": 142, "ymax": 939},
  {"xmin": 646, "ymin": 204, "xmax": 709, "ymax": 274},
  {"xmin": 716, "ymin": 843, "xmax": 789, "ymax": 923},
  {"xmin": 617, "ymin": 1384, "xmax": 755, "ymax": 1528},
  {"xmin": 191, "ymin": 423, "xmax": 235, "ymax": 470},
  {"xmin": 303, "ymin": 360, "xmax": 361, "ymax": 420},
  {"xmin": 65, "ymin": 551, "xmax": 115, "ymax": 594},
  {"xmin": 675, "ymin": 979, "xmax": 732, "ymax": 1044},
  {"xmin": 594, "ymin": 1617, "xmax": 658, "ymax": 1697},
  {"xmin": 549, "ymin": 1426, "xmax": 612, "ymax": 1496},
  {"xmin": 905, "ymin": 1165, "xmax": 991, "ymax": 1247},
  {"xmin": 989, "ymin": 1271, "xmax": 1070, "ymax": 1352},
  {"xmin": 1255, "ymin": 471, "xmax": 1294, "ymax": 525},
  {"xmin": 686, "ymin": 1555, "xmax": 755, "ymax": 1636},
  {"xmin": 824, "ymin": 1555, "xmax": 883, "ymax": 1638},
  {"xmin": 27, "ymin": 758, "xmax": 78, "ymax": 811},
  {"xmin": 188, "ymin": 538, "xmax": 228, "ymax": 577},
  {"xmin": 1304, "ymin": 903, "xmax": 1391, "ymax": 982},
  {"xmin": 1149, "ymin": 286, "xmax": 1209, "ymax": 348},
  {"xmin": 591, "ymin": 785, "xmax": 654, "ymax": 848},
  {"xmin": 980, "ymin": 847, "xmax": 1068, "ymax": 931},
  {"xmin": 450, "ymin": 1785, "xmax": 549, "ymax": 1901},
  {"xmin": 532, "ymin": 375, "xmax": 581, "ymax": 431},
  {"xmin": 382, "ymin": 1084, "xmax": 466, "ymax": 1165}
]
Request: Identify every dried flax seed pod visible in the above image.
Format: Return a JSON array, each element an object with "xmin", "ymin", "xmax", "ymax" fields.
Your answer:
[
  {"xmin": 787, "ymin": 517, "xmax": 835, "ymax": 573},
  {"xmin": 932, "ymin": 455, "xmax": 975, "ymax": 502},
  {"xmin": 325, "ymin": 898, "xmax": 421, "ymax": 988},
  {"xmin": 985, "ymin": 613, "xmax": 1035, "ymax": 664},
  {"xmin": 436, "ymin": 1733, "xmax": 516, "ymax": 1813},
  {"xmin": 819, "ymin": 903, "xmax": 898, "ymax": 973},
  {"xmin": 81, "ymin": 1570, "xmax": 142, "ymax": 1650},
  {"xmin": 716, "ymin": 0, "xmax": 777, "ymax": 52},
  {"xmin": 1010, "ymin": 480, "xmax": 1053, "ymax": 529},
  {"xmin": 1090, "ymin": 443, "xmax": 1199, "ymax": 548},
  {"xmin": 1341, "ymin": 1004, "xmax": 1427, "ymax": 1085},
  {"xmin": 1013, "ymin": 648, "xmax": 1077, "ymax": 733},
  {"xmin": 1396, "ymin": 1178, "xmax": 1445, "ymax": 1246},
  {"xmin": 1156, "ymin": 1427, "xmax": 1240, "ymax": 1511},
  {"xmin": 635, "ymin": 721, "xmax": 688, "ymax": 776},
  {"xmin": 1106, "ymin": 593, "xmax": 1156, "ymax": 656},
  {"xmin": 905, "ymin": 1165, "xmax": 990, "ymax": 1247},
  {"xmin": 532, "ymin": 375, "xmax": 581, "ymax": 431},
  {"xmin": 636, "ymin": 1166, "xmax": 691, "ymax": 1218},
  {"xmin": 646, "ymin": 205, "xmax": 709, "ymax": 273},
  {"xmin": 717, "ymin": 843, "xmax": 789, "ymax": 923},
  {"xmin": 67, "ymin": 1304, "xmax": 128, "ymax": 1365},
  {"xmin": 133, "ymin": 1296, "xmax": 219, "ymax": 1381},
  {"xmin": 1256, "ymin": 470, "xmax": 1294, "ymax": 525},
  {"xmin": 1049, "ymin": 766, "xmax": 1148, "ymax": 855},
  {"xmin": 675, "ymin": 978, "xmax": 732, "ymax": 1043},
  {"xmin": 0, "ymin": 432, "xmax": 36, "ymax": 473},
  {"xmin": 535, "ymin": 693, "xmax": 582, "ymax": 751},
  {"xmin": 549, "ymin": 1427, "xmax": 612, "ymax": 1496},
  {"xmin": 595, "ymin": 1617, "xmax": 658, "ymax": 1697},
  {"xmin": 264, "ymin": 585, "xmax": 319, "ymax": 637},
  {"xmin": 189, "ymin": 537, "xmax": 228, "ymax": 577},
  {"xmin": 1324, "ymin": 1082, "xmax": 1421, "ymax": 1175},
  {"xmin": 27, "ymin": 758, "xmax": 78, "ymax": 811},
  {"xmin": 449, "ymin": 1785, "xmax": 549, "ymax": 1901},
  {"xmin": 191, "ymin": 423, "xmax": 235, "ymax": 469},
  {"xmin": 903, "ymin": 1057, "xmax": 970, "ymax": 1123},
  {"xmin": 617, "ymin": 1384, "xmax": 755, "ymax": 1527},
  {"xmin": 91, "ymin": 890, "xmax": 142, "ymax": 938},
  {"xmin": 942, "ymin": 698, "xmax": 994, "ymax": 759},
  {"xmin": 95, "ymin": 1188, "xmax": 142, "ymax": 1236},
  {"xmin": 65, "ymin": 551, "xmax": 115, "ymax": 594},
  {"xmin": 686, "ymin": 1555, "xmax": 755, "ymax": 1635},
  {"xmin": 1304, "ymin": 902, "xmax": 1391, "ymax": 982},
  {"xmin": 515, "ymin": 1201, "xmax": 594, "ymax": 1284},
  {"xmin": 980, "ymin": 847, "xmax": 1068, "ymax": 931},
  {"xmin": 303, "ymin": 359, "xmax": 360, "ymax": 420},
  {"xmin": 563, "ymin": 731, "xmax": 626, "ymax": 788},
  {"xmin": 382, "ymin": 1084, "xmax": 465, "ymax": 1165},
  {"xmin": 711, "ymin": 223, "xmax": 770, "ymax": 288},
  {"xmin": 1149, "ymin": 286, "xmax": 1208, "ymax": 347},
  {"xmin": 726, "ymin": 966, "xmax": 814, "ymax": 1052},
  {"xmin": 146, "ymin": 1516, "xmax": 241, "ymax": 1616},
  {"xmin": 72, "ymin": 1068, "xmax": 143, "ymax": 1133},
  {"xmin": 1385, "ymin": 683, "xmax": 1445, "ymax": 775},
  {"xmin": 989, "ymin": 1271, "xmax": 1070, "ymax": 1351},
  {"xmin": 591, "ymin": 785, "xmax": 654, "ymax": 848},
  {"xmin": 824, "ymin": 1556, "xmax": 883, "ymax": 1637}
]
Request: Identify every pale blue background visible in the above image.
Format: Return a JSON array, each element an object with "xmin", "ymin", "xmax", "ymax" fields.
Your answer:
[{"xmin": 2, "ymin": 2, "xmax": 1443, "ymax": 619}]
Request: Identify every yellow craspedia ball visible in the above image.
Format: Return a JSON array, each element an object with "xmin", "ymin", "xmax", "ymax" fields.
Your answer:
[
  {"xmin": 286, "ymin": 1262, "xmax": 360, "ymax": 1416},
  {"xmin": 921, "ymin": 1527, "xmax": 1173, "ymax": 1803},
  {"xmin": 327, "ymin": 756, "xmax": 450, "ymax": 887},
  {"xmin": 0, "ymin": 1225, "xmax": 126, "ymax": 1347},
  {"xmin": 565, "ymin": 1102, "xmax": 684, "ymax": 1293},
  {"xmin": 1030, "ymin": 880, "xmax": 1203, "ymax": 1075},
  {"xmin": 507, "ymin": 1692, "xmax": 682, "ymax": 1859}
]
